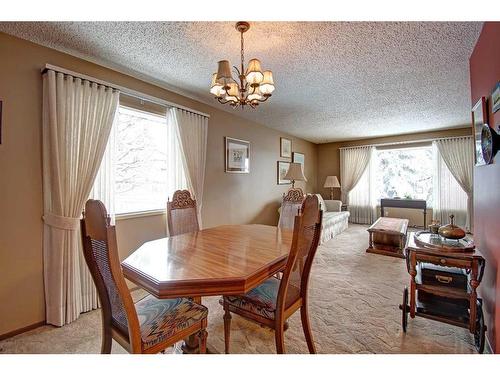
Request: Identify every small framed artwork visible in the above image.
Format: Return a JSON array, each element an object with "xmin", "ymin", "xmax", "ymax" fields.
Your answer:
[
  {"xmin": 492, "ymin": 82, "xmax": 500, "ymax": 113},
  {"xmin": 292, "ymin": 152, "xmax": 305, "ymax": 170},
  {"xmin": 280, "ymin": 137, "xmax": 292, "ymax": 158},
  {"xmin": 472, "ymin": 97, "xmax": 488, "ymax": 166},
  {"xmin": 277, "ymin": 161, "xmax": 291, "ymax": 185},
  {"xmin": 225, "ymin": 137, "xmax": 250, "ymax": 173}
]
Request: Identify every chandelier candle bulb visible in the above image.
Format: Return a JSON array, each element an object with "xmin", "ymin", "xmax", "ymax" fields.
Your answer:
[{"xmin": 209, "ymin": 22, "xmax": 274, "ymax": 108}]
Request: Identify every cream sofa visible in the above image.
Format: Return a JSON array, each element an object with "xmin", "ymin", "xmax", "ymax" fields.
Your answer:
[{"xmin": 315, "ymin": 194, "xmax": 350, "ymax": 244}]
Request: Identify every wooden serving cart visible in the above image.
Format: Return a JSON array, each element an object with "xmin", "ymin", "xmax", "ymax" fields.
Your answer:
[{"xmin": 400, "ymin": 231, "xmax": 487, "ymax": 353}]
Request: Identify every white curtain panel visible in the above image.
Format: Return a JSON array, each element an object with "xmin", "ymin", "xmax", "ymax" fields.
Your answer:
[
  {"xmin": 42, "ymin": 70, "xmax": 119, "ymax": 326},
  {"xmin": 168, "ymin": 108, "xmax": 208, "ymax": 227},
  {"xmin": 347, "ymin": 148, "xmax": 376, "ymax": 224},
  {"xmin": 340, "ymin": 146, "xmax": 373, "ymax": 205},
  {"xmin": 90, "ymin": 119, "xmax": 117, "ymax": 223},
  {"xmin": 165, "ymin": 112, "xmax": 188, "ymax": 200},
  {"xmin": 83, "ymin": 118, "xmax": 117, "ymax": 312},
  {"xmin": 433, "ymin": 138, "xmax": 473, "ymax": 231}
]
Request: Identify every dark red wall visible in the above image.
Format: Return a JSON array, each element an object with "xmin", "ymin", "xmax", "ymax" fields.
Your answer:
[{"xmin": 470, "ymin": 22, "xmax": 500, "ymax": 353}]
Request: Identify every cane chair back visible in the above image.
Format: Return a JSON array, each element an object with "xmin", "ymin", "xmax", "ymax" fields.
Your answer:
[
  {"xmin": 81, "ymin": 199, "xmax": 142, "ymax": 351},
  {"xmin": 278, "ymin": 188, "xmax": 305, "ymax": 230},
  {"xmin": 167, "ymin": 190, "xmax": 199, "ymax": 236},
  {"xmin": 277, "ymin": 194, "xmax": 322, "ymax": 315},
  {"xmin": 220, "ymin": 194, "xmax": 322, "ymax": 354}
]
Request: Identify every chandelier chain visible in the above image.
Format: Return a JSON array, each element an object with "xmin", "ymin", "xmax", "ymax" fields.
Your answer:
[{"xmin": 240, "ymin": 31, "xmax": 244, "ymax": 71}]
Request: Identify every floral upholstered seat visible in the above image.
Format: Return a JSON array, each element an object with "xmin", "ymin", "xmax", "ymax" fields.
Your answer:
[
  {"xmin": 221, "ymin": 277, "xmax": 280, "ymax": 319},
  {"xmin": 136, "ymin": 295, "xmax": 208, "ymax": 350}
]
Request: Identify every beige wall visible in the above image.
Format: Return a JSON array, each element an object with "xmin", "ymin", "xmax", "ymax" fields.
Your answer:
[{"xmin": 0, "ymin": 32, "xmax": 317, "ymax": 336}]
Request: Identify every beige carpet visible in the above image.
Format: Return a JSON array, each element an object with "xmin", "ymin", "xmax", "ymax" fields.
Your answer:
[{"xmin": 0, "ymin": 224, "xmax": 477, "ymax": 354}]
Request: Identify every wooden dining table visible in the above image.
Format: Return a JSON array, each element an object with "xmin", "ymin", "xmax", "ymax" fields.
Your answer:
[{"xmin": 121, "ymin": 224, "xmax": 293, "ymax": 353}]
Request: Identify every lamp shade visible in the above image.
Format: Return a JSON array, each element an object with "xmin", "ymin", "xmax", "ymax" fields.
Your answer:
[
  {"xmin": 323, "ymin": 175, "xmax": 340, "ymax": 188},
  {"xmin": 259, "ymin": 70, "xmax": 275, "ymax": 95},
  {"xmin": 245, "ymin": 58, "xmax": 264, "ymax": 85},
  {"xmin": 247, "ymin": 86, "xmax": 262, "ymax": 102},
  {"xmin": 225, "ymin": 82, "xmax": 240, "ymax": 103},
  {"xmin": 216, "ymin": 60, "xmax": 233, "ymax": 85},
  {"xmin": 210, "ymin": 73, "xmax": 223, "ymax": 97},
  {"xmin": 284, "ymin": 162, "xmax": 307, "ymax": 182}
]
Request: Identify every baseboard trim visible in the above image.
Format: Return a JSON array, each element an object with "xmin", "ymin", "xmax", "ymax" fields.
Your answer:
[{"xmin": 0, "ymin": 320, "xmax": 46, "ymax": 341}]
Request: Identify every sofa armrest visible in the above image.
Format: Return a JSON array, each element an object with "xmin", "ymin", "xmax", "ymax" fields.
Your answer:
[{"xmin": 324, "ymin": 200, "xmax": 342, "ymax": 212}]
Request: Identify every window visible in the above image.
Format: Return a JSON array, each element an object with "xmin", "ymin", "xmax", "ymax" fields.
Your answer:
[
  {"xmin": 344, "ymin": 141, "xmax": 470, "ymax": 227},
  {"xmin": 374, "ymin": 146, "xmax": 434, "ymax": 206},
  {"xmin": 93, "ymin": 104, "xmax": 186, "ymax": 216}
]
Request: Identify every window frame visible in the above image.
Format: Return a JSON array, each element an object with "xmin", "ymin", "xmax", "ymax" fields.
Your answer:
[
  {"xmin": 112, "ymin": 104, "xmax": 182, "ymax": 216},
  {"xmin": 374, "ymin": 144, "xmax": 434, "ymax": 205}
]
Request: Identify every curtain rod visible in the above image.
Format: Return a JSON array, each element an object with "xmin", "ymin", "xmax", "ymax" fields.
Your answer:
[
  {"xmin": 339, "ymin": 134, "xmax": 472, "ymax": 150},
  {"xmin": 41, "ymin": 64, "xmax": 210, "ymax": 118}
]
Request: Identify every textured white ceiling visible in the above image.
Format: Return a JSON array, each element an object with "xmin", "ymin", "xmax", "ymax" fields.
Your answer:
[{"xmin": 0, "ymin": 22, "xmax": 482, "ymax": 143}]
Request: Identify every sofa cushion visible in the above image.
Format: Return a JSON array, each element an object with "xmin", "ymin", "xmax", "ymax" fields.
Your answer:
[
  {"xmin": 320, "ymin": 211, "xmax": 350, "ymax": 244},
  {"xmin": 324, "ymin": 200, "xmax": 342, "ymax": 212},
  {"xmin": 323, "ymin": 211, "xmax": 350, "ymax": 225}
]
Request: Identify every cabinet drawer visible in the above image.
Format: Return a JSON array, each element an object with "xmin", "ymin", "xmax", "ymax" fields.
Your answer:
[{"xmin": 415, "ymin": 254, "xmax": 471, "ymax": 268}]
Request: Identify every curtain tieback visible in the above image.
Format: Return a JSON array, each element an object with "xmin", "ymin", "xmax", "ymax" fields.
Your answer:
[{"xmin": 43, "ymin": 212, "xmax": 80, "ymax": 231}]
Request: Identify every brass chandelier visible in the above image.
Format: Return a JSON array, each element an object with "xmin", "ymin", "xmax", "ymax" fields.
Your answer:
[{"xmin": 210, "ymin": 21, "xmax": 275, "ymax": 109}]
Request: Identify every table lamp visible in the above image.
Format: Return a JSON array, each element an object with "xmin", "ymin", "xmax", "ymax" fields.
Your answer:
[
  {"xmin": 284, "ymin": 162, "xmax": 307, "ymax": 188},
  {"xmin": 323, "ymin": 175, "xmax": 340, "ymax": 199}
]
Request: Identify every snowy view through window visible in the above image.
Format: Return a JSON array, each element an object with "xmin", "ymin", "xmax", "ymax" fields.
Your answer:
[
  {"xmin": 375, "ymin": 147, "xmax": 433, "ymax": 206},
  {"xmin": 114, "ymin": 107, "xmax": 169, "ymax": 214}
]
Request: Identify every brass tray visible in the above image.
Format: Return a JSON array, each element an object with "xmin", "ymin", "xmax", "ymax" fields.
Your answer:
[{"xmin": 413, "ymin": 231, "xmax": 475, "ymax": 253}]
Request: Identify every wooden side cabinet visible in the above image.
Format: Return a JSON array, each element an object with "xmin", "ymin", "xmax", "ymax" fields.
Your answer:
[{"xmin": 399, "ymin": 233, "xmax": 487, "ymax": 353}]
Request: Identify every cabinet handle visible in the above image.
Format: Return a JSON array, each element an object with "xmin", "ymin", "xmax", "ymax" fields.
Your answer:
[
  {"xmin": 440, "ymin": 258, "xmax": 446, "ymax": 265},
  {"xmin": 436, "ymin": 275, "xmax": 452, "ymax": 284}
]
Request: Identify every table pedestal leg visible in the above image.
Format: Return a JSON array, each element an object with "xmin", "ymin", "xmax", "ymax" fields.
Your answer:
[{"xmin": 181, "ymin": 296, "xmax": 202, "ymax": 354}]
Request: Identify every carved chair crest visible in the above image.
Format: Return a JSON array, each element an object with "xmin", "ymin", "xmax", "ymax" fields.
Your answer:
[
  {"xmin": 283, "ymin": 188, "xmax": 305, "ymax": 203},
  {"xmin": 168, "ymin": 190, "xmax": 197, "ymax": 210}
]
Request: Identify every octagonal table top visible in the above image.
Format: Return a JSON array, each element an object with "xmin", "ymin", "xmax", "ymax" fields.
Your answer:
[{"xmin": 121, "ymin": 224, "xmax": 292, "ymax": 299}]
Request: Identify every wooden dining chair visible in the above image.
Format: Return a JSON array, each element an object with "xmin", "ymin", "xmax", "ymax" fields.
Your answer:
[
  {"xmin": 221, "ymin": 194, "xmax": 323, "ymax": 354},
  {"xmin": 278, "ymin": 188, "xmax": 305, "ymax": 230},
  {"xmin": 167, "ymin": 190, "xmax": 199, "ymax": 236},
  {"xmin": 81, "ymin": 199, "xmax": 208, "ymax": 354}
]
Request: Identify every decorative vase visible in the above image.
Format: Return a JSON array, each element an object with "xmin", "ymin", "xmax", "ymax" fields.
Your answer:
[
  {"xmin": 438, "ymin": 214, "xmax": 466, "ymax": 240},
  {"xmin": 429, "ymin": 221, "xmax": 440, "ymax": 235}
]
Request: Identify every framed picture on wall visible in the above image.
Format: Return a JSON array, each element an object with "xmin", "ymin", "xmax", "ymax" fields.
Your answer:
[
  {"xmin": 472, "ymin": 96, "xmax": 488, "ymax": 166},
  {"xmin": 225, "ymin": 137, "xmax": 250, "ymax": 173},
  {"xmin": 277, "ymin": 161, "xmax": 291, "ymax": 185},
  {"xmin": 280, "ymin": 137, "xmax": 292, "ymax": 158},
  {"xmin": 292, "ymin": 152, "xmax": 305, "ymax": 170}
]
